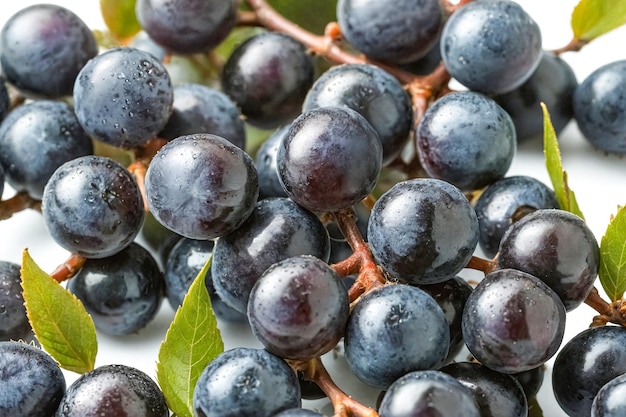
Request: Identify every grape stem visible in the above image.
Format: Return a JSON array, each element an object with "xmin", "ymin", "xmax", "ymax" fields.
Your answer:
[
  {"xmin": 49, "ymin": 253, "xmax": 87, "ymax": 283},
  {"xmin": 551, "ymin": 37, "xmax": 590, "ymax": 55},
  {"xmin": 127, "ymin": 137, "xmax": 168, "ymax": 212},
  {"xmin": 584, "ymin": 286, "xmax": 626, "ymax": 327},
  {"xmin": 0, "ymin": 192, "xmax": 41, "ymax": 220}
]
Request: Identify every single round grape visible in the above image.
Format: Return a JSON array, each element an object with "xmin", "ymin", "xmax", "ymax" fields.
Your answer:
[
  {"xmin": 42, "ymin": 155, "xmax": 145, "ymax": 259},
  {"xmin": 159, "ymin": 83, "xmax": 246, "ymax": 150},
  {"xmin": 144, "ymin": 133, "xmax": 259, "ymax": 240},
  {"xmin": 440, "ymin": 362, "xmax": 528, "ymax": 417},
  {"xmin": 378, "ymin": 370, "xmax": 480, "ymax": 417},
  {"xmin": 136, "ymin": 0, "xmax": 237, "ymax": 54},
  {"xmin": 474, "ymin": 175, "xmax": 560, "ymax": 258},
  {"xmin": 193, "ymin": 347, "xmax": 301, "ymax": 417},
  {"xmin": 344, "ymin": 284, "xmax": 450, "ymax": 389},
  {"xmin": 462, "ymin": 268, "xmax": 566, "ymax": 374},
  {"xmin": 337, "ymin": 0, "xmax": 444, "ymax": 64},
  {"xmin": 416, "ymin": 91, "xmax": 516, "ymax": 191},
  {"xmin": 222, "ymin": 32, "xmax": 314, "ymax": 129},
  {"xmin": 494, "ymin": 51, "xmax": 577, "ymax": 143},
  {"xmin": 255, "ymin": 126, "xmax": 290, "ymax": 200},
  {"xmin": 498, "ymin": 209, "xmax": 599, "ymax": 311},
  {"xmin": 247, "ymin": 255, "xmax": 349, "ymax": 360},
  {"xmin": 511, "ymin": 366, "xmax": 545, "ymax": 400},
  {"xmin": 212, "ymin": 197, "xmax": 330, "ymax": 314},
  {"xmin": 0, "ymin": 100, "xmax": 93, "ymax": 199},
  {"xmin": 73, "ymin": 47, "xmax": 173, "ymax": 149},
  {"xmin": 0, "ymin": 341, "xmax": 66, "ymax": 417},
  {"xmin": 552, "ymin": 326, "xmax": 626, "ymax": 417},
  {"xmin": 0, "ymin": 261, "xmax": 32, "ymax": 342},
  {"xmin": 67, "ymin": 242, "xmax": 164, "ymax": 336},
  {"xmin": 56, "ymin": 364, "xmax": 168, "ymax": 417},
  {"xmin": 573, "ymin": 60, "xmax": 626, "ymax": 153},
  {"xmin": 591, "ymin": 374, "xmax": 626, "ymax": 417},
  {"xmin": 398, "ymin": 39, "xmax": 442, "ymax": 76},
  {"xmin": 303, "ymin": 63, "xmax": 413, "ymax": 165},
  {"xmin": 277, "ymin": 106, "xmax": 382, "ymax": 212},
  {"xmin": 440, "ymin": 0, "xmax": 542, "ymax": 95},
  {"xmin": 0, "ymin": 3, "xmax": 97, "ymax": 98},
  {"xmin": 367, "ymin": 178, "xmax": 479, "ymax": 285}
]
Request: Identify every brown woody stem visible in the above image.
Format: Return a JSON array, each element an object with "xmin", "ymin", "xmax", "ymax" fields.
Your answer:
[
  {"xmin": 551, "ymin": 37, "xmax": 590, "ymax": 55},
  {"xmin": 49, "ymin": 253, "xmax": 87, "ymax": 283},
  {"xmin": 465, "ymin": 255, "xmax": 498, "ymax": 275},
  {"xmin": 0, "ymin": 192, "xmax": 41, "ymax": 220}
]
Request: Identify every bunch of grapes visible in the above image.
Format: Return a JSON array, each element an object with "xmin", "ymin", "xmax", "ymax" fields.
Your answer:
[{"xmin": 0, "ymin": 0, "xmax": 625, "ymax": 416}]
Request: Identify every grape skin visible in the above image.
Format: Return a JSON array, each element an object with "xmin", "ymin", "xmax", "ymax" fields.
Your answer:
[
  {"xmin": 144, "ymin": 133, "xmax": 259, "ymax": 240},
  {"xmin": 255, "ymin": 126, "xmax": 290, "ymax": 200},
  {"xmin": 591, "ymin": 374, "xmax": 626, "ymax": 417},
  {"xmin": 0, "ymin": 261, "xmax": 33, "ymax": 342}
]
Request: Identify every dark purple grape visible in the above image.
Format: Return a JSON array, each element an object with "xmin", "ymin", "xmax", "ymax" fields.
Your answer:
[
  {"xmin": 255, "ymin": 126, "xmax": 290, "ymax": 200},
  {"xmin": 344, "ymin": 284, "xmax": 450, "ymax": 389},
  {"xmin": 193, "ymin": 347, "xmax": 301, "ymax": 417},
  {"xmin": 416, "ymin": 91, "xmax": 516, "ymax": 191},
  {"xmin": 159, "ymin": 83, "xmax": 246, "ymax": 149},
  {"xmin": 56, "ymin": 364, "xmax": 168, "ymax": 417},
  {"xmin": 440, "ymin": 362, "xmax": 528, "ymax": 417},
  {"xmin": 573, "ymin": 60, "xmax": 626, "ymax": 154},
  {"xmin": 498, "ymin": 209, "xmax": 599, "ymax": 311},
  {"xmin": 552, "ymin": 325, "xmax": 626, "ymax": 417},
  {"xmin": 0, "ymin": 341, "xmax": 66, "ymax": 417},
  {"xmin": 144, "ymin": 133, "xmax": 259, "ymax": 240},
  {"xmin": 42, "ymin": 155, "xmax": 145, "ymax": 259},
  {"xmin": 494, "ymin": 51, "xmax": 577, "ymax": 143},
  {"xmin": 67, "ymin": 242, "xmax": 164, "ymax": 336},
  {"xmin": 212, "ymin": 197, "xmax": 330, "ymax": 314},
  {"xmin": 591, "ymin": 373, "xmax": 626, "ymax": 417},
  {"xmin": 222, "ymin": 32, "xmax": 314, "ymax": 129},
  {"xmin": 462, "ymin": 268, "xmax": 566, "ymax": 373},
  {"xmin": 440, "ymin": 0, "xmax": 542, "ymax": 95},
  {"xmin": 136, "ymin": 0, "xmax": 237, "ymax": 54},
  {"xmin": 0, "ymin": 4, "xmax": 97, "ymax": 98},
  {"xmin": 0, "ymin": 261, "xmax": 33, "ymax": 342},
  {"xmin": 398, "ymin": 39, "xmax": 442, "ymax": 76},
  {"xmin": 0, "ymin": 79, "xmax": 9, "ymax": 122},
  {"xmin": 512, "ymin": 366, "xmax": 545, "ymax": 400},
  {"xmin": 337, "ymin": 0, "xmax": 444, "ymax": 64},
  {"xmin": 303, "ymin": 63, "xmax": 413, "ymax": 165},
  {"xmin": 277, "ymin": 106, "xmax": 382, "ymax": 212},
  {"xmin": 0, "ymin": 100, "xmax": 93, "ymax": 199},
  {"xmin": 474, "ymin": 175, "xmax": 560, "ymax": 258},
  {"xmin": 247, "ymin": 255, "xmax": 348, "ymax": 360},
  {"xmin": 367, "ymin": 178, "xmax": 479, "ymax": 285},
  {"xmin": 378, "ymin": 370, "xmax": 480, "ymax": 417},
  {"xmin": 73, "ymin": 47, "xmax": 173, "ymax": 149}
]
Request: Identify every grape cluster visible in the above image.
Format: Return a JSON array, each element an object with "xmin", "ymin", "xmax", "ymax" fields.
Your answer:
[{"xmin": 0, "ymin": 1, "xmax": 624, "ymax": 417}]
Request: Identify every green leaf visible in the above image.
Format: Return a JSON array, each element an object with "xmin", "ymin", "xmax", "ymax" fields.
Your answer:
[
  {"xmin": 528, "ymin": 396, "xmax": 544, "ymax": 417},
  {"xmin": 270, "ymin": 0, "xmax": 338, "ymax": 34},
  {"xmin": 571, "ymin": 0, "xmax": 626, "ymax": 41},
  {"xmin": 599, "ymin": 206, "xmax": 626, "ymax": 301},
  {"xmin": 20, "ymin": 249, "xmax": 97, "ymax": 374},
  {"xmin": 156, "ymin": 255, "xmax": 224, "ymax": 417},
  {"xmin": 100, "ymin": 0, "xmax": 141, "ymax": 40},
  {"xmin": 541, "ymin": 103, "xmax": 585, "ymax": 220}
]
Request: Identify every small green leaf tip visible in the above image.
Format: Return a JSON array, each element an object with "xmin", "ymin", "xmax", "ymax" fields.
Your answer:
[
  {"xmin": 100, "ymin": 0, "xmax": 141, "ymax": 40},
  {"xmin": 599, "ymin": 206, "xmax": 626, "ymax": 302},
  {"xmin": 572, "ymin": 0, "xmax": 626, "ymax": 41}
]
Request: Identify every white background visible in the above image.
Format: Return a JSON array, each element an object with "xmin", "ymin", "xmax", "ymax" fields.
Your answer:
[{"xmin": 0, "ymin": 1, "xmax": 625, "ymax": 416}]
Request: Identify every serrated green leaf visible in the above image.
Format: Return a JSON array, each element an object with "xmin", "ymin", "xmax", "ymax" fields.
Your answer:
[
  {"xmin": 156, "ymin": 256, "xmax": 223, "ymax": 417},
  {"xmin": 541, "ymin": 103, "xmax": 585, "ymax": 220},
  {"xmin": 100, "ymin": 0, "xmax": 141, "ymax": 40},
  {"xmin": 599, "ymin": 206, "xmax": 626, "ymax": 301},
  {"xmin": 571, "ymin": 0, "xmax": 626, "ymax": 41},
  {"xmin": 20, "ymin": 249, "xmax": 97, "ymax": 374}
]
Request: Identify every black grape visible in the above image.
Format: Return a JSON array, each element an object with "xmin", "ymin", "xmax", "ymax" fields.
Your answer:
[
  {"xmin": 41, "ymin": 155, "xmax": 145, "ymax": 259},
  {"xmin": 0, "ymin": 261, "xmax": 33, "ymax": 342},
  {"xmin": 591, "ymin": 374, "xmax": 626, "ymax": 417},
  {"xmin": 367, "ymin": 178, "xmax": 479, "ymax": 285},
  {"xmin": 212, "ymin": 197, "xmax": 330, "ymax": 314},
  {"xmin": 337, "ymin": 0, "xmax": 444, "ymax": 64},
  {"xmin": 0, "ymin": 341, "xmax": 66, "ymax": 417},
  {"xmin": 0, "ymin": 100, "xmax": 93, "ymax": 199},
  {"xmin": 144, "ymin": 133, "xmax": 259, "ymax": 240},
  {"xmin": 247, "ymin": 255, "xmax": 348, "ymax": 360},
  {"xmin": 0, "ymin": 79, "xmax": 9, "ymax": 122},
  {"xmin": 440, "ymin": 0, "xmax": 542, "ymax": 95},
  {"xmin": 0, "ymin": 3, "xmax": 97, "ymax": 98},
  {"xmin": 73, "ymin": 47, "xmax": 173, "ymax": 149},
  {"xmin": 462, "ymin": 268, "xmax": 566, "ymax": 374},
  {"xmin": 56, "ymin": 364, "xmax": 168, "ymax": 417},
  {"xmin": 159, "ymin": 83, "xmax": 246, "ymax": 150},
  {"xmin": 67, "ymin": 242, "xmax": 164, "ymax": 336},
  {"xmin": 344, "ymin": 284, "xmax": 450, "ymax": 389},
  {"xmin": 512, "ymin": 366, "xmax": 545, "ymax": 400},
  {"xmin": 222, "ymin": 32, "xmax": 315, "ymax": 129},
  {"xmin": 277, "ymin": 106, "xmax": 382, "ymax": 213},
  {"xmin": 416, "ymin": 91, "xmax": 516, "ymax": 191},
  {"xmin": 255, "ymin": 126, "xmax": 290, "ymax": 200},
  {"xmin": 303, "ymin": 63, "xmax": 413, "ymax": 165},
  {"xmin": 136, "ymin": 0, "xmax": 238, "ymax": 55},
  {"xmin": 193, "ymin": 347, "xmax": 301, "ymax": 417}
]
